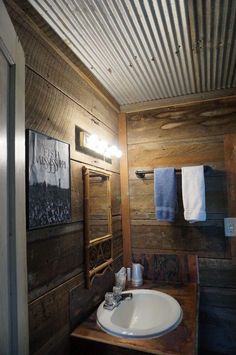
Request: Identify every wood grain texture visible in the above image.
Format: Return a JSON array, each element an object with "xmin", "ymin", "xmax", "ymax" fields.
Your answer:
[
  {"xmin": 27, "ymin": 223, "xmax": 83, "ymax": 302},
  {"xmin": 128, "ymin": 136, "xmax": 224, "ymax": 168},
  {"xmin": 127, "ymin": 97, "xmax": 236, "ymax": 144},
  {"xmin": 224, "ymin": 134, "xmax": 236, "ymax": 262},
  {"xmin": 129, "ymin": 175, "xmax": 227, "ymax": 222},
  {"xmin": 29, "ymin": 274, "xmax": 82, "ymax": 355},
  {"xmin": 199, "ymin": 258, "xmax": 236, "ymax": 288},
  {"xmin": 5, "ymin": 3, "xmax": 122, "ymax": 354},
  {"xmin": 132, "ymin": 253, "xmax": 195, "ymax": 285},
  {"xmin": 131, "ymin": 224, "xmax": 226, "ymax": 258},
  {"xmin": 5, "ymin": 0, "xmax": 120, "ymax": 114},
  {"xmin": 71, "ymin": 161, "xmax": 121, "ymax": 222},
  {"xmin": 119, "ymin": 112, "xmax": 131, "ymax": 266},
  {"xmin": 25, "ymin": 68, "xmax": 119, "ymax": 172},
  {"xmin": 127, "ymin": 97, "xmax": 236, "ymax": 354}
]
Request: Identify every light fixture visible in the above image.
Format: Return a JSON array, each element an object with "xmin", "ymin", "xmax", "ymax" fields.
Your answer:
[{"xmin": 75, "ymin": 126, "xmax": 122, "ymax": 163}]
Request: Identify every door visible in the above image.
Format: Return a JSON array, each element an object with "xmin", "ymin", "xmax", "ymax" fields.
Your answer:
[{"xmin": 0, "ymin": 1, "xmax": 28, "ymax": 354}]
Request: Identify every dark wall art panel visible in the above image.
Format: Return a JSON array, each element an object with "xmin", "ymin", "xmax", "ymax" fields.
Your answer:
[{"xmin": 27, "ymin": 130, "xmax": 71, "ymax": 229}]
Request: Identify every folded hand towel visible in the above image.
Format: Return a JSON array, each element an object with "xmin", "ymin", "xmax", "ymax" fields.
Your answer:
[
  {"xmin": 181, "ymin": 165, "xmax": 206, "ymax": 223},
  {"xmin": 154, "ymin": 168, "xmax": 177, "ymax": 222}
]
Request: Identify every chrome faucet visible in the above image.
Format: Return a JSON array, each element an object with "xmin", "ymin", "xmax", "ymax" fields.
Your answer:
[{"xmin": 104, "ymin": 288, "xmax": 133, "ymax": 310}]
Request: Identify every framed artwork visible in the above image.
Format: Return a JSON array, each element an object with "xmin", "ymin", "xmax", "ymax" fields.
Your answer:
[{"xmin": 27, "ymin": 130, "xmax": 71, "ymax": 229}]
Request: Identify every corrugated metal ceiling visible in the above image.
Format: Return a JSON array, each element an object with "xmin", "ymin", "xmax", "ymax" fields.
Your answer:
[{"xmin": 28, "ymin": 0, "xmax": 236, "ymax": 105}]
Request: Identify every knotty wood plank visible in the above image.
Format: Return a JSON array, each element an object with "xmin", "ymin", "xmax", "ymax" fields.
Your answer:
[
  {"xmin": 119, "ymin": 112, "xmax": 131, "ymax": 266},
  {"xmin": 127, "ymin": 97, "xmax": 236, "ymax": 145}
]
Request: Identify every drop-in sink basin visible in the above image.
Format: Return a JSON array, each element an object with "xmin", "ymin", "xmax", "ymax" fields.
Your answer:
[{"xmin": 97, "ymin": 289, "xmax": 183, "ymax": 339}]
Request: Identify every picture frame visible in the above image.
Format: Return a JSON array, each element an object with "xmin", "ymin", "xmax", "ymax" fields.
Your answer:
[{"xmin": 27, "ymin": 129, "xmax": 71, "ymax": 229}]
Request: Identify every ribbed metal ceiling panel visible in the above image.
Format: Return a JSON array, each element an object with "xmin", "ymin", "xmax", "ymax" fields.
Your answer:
[{"xmin": 29, "ymin": 0, "xmax": 236, "ymax": 105}]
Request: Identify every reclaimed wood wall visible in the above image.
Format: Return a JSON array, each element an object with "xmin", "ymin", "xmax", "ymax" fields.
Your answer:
[
  {"xmin": 127, "ymin": 97, "xmax": 236, "ymax": 354},
  {"xmin": 5, "ymin": 1, "xmax": 122, "ymax": 354}
]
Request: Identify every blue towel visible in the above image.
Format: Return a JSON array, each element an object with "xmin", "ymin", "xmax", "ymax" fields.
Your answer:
[{"xmin": 154, "ymin": 168, "xmax": 177, "ymax": 221}]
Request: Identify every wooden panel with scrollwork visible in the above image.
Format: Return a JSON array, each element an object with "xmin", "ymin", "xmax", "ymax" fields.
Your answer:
[{"xmin": 83, "ymin": 166, "xmax": 113, "ymax": 287}]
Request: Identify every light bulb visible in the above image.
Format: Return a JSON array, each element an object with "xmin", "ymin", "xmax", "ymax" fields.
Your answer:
[
  {"xmin": 115, "ymin": 149, "xmax": 122, "ymax": 158},
  {"xmin": 87, "ymin": 134, "xmax": 99, "ymax": 150},
  {"xmin": 97, "ymin": 140, "xmax": 108, "ymax": 155}
]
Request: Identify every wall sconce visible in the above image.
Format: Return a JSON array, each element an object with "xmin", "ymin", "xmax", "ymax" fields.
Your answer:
[{"xmin": 75, "ymin": 126, "xmax": 122, "ymax": 163}]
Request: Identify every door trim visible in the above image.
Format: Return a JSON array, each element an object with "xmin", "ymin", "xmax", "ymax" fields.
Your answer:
[{"xmin": 0, "ymin": 1, "xmax": 28, "ymax": 354}]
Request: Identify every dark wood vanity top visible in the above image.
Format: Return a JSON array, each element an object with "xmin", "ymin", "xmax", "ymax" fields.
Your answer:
[{"xmin": 71, "ymin": 281, "xmax": 198, "ymax": 355}]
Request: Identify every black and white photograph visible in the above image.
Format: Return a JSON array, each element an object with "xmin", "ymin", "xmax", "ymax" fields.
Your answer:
[{"xmin": 27, "ymin": 130, "xmax": 71, "ymax": 229}]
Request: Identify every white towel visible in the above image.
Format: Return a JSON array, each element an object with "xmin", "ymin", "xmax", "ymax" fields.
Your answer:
[{"xmin": 181, "ymin": 165, "xmax": 206, "ymax": 223}]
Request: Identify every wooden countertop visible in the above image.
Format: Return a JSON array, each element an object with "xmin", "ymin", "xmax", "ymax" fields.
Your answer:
[{"xmin": 71, "ymin": 281, "xmax": 199, "ymax": 355}]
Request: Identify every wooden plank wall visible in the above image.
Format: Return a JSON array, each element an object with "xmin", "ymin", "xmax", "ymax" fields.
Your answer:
[
  {"xmin": 5, "ymin": 1, "xmax": 123, "ymax": 354},
  {"xmin": 127, "ymin": 97, "xmax": 236, "ymax": 354}
]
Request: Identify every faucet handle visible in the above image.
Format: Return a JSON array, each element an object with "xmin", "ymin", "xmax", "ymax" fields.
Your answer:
[
  {"xmin": 113, "ymin": 286, "xmax": 122, "ymax": 296},
  {"xmin": 113, "ymin": 286, "xmax": 122, "ymax": 304},
  {"xmin": 104, "ymin": 292, "xmax": 115, "ymax": 307}
]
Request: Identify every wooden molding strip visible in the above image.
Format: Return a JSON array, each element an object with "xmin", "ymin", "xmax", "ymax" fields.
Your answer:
[
  {"xmin": 224, "ymin": 133, "xmax": 236, "ymax": 265},
  {"xmin": 119, "ymin": 112, "xmax": 132, "ymax": 266},
  {"xmin": 121, "ymin": 89, "xmax": 236, "ymax": 113}
]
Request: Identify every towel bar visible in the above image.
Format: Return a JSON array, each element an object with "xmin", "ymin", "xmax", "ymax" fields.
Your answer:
[{"xmin": 135, "ymin": 166, "xmax": 211, "ymax": 179}]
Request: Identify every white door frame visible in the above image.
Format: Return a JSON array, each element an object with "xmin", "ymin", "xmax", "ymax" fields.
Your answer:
[{"xmin": 0, "ymin": 1, "xmax": 29, "ymax": 354}]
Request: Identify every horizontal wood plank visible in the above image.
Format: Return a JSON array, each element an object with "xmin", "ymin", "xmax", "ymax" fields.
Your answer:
[
  {"xmin": 25, "ymin": 68, "xmax": 120, "ymax": 172},
  {"xmin": 128, "ymin": 136, "xmax": 224, "ymax": 168},
  {"xmin": 29, "ymin": 274, "xmax": 82, "ymax": 355},
  {"xmin": 6, "ymin": 0, "xmax": 120, "ymax": 115},
  {"xmin": 127, "ymin": 98, "xmax": 236, "ymax": 145},
  {"xmin": 200, "ymin": 287, "xmax": 236, "ymax": 309},
  {"xmin": 131, "ymin": 224, "xmax": 226, "ymax": 258},
  {"xmin": 199, "ymin": 258, "xmax": 236, "ymax": 288},
  {"xmin": 28, "ymin": 223, "xmax": 83, "ymax": 301}
]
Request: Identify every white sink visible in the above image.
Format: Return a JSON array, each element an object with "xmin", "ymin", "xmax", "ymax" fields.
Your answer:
[{"xmin": 97, "ymin": 289, "xmax": 183, "ymax": 339}]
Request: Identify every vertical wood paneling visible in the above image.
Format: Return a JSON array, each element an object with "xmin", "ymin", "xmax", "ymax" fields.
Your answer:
[
  {"xmin": 119, "ymin": 112, "xmax": 131, "ymax": 266},
  {"xmin": 224, "ymin": 134, "xmax": 236, "ymax": 262}
]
